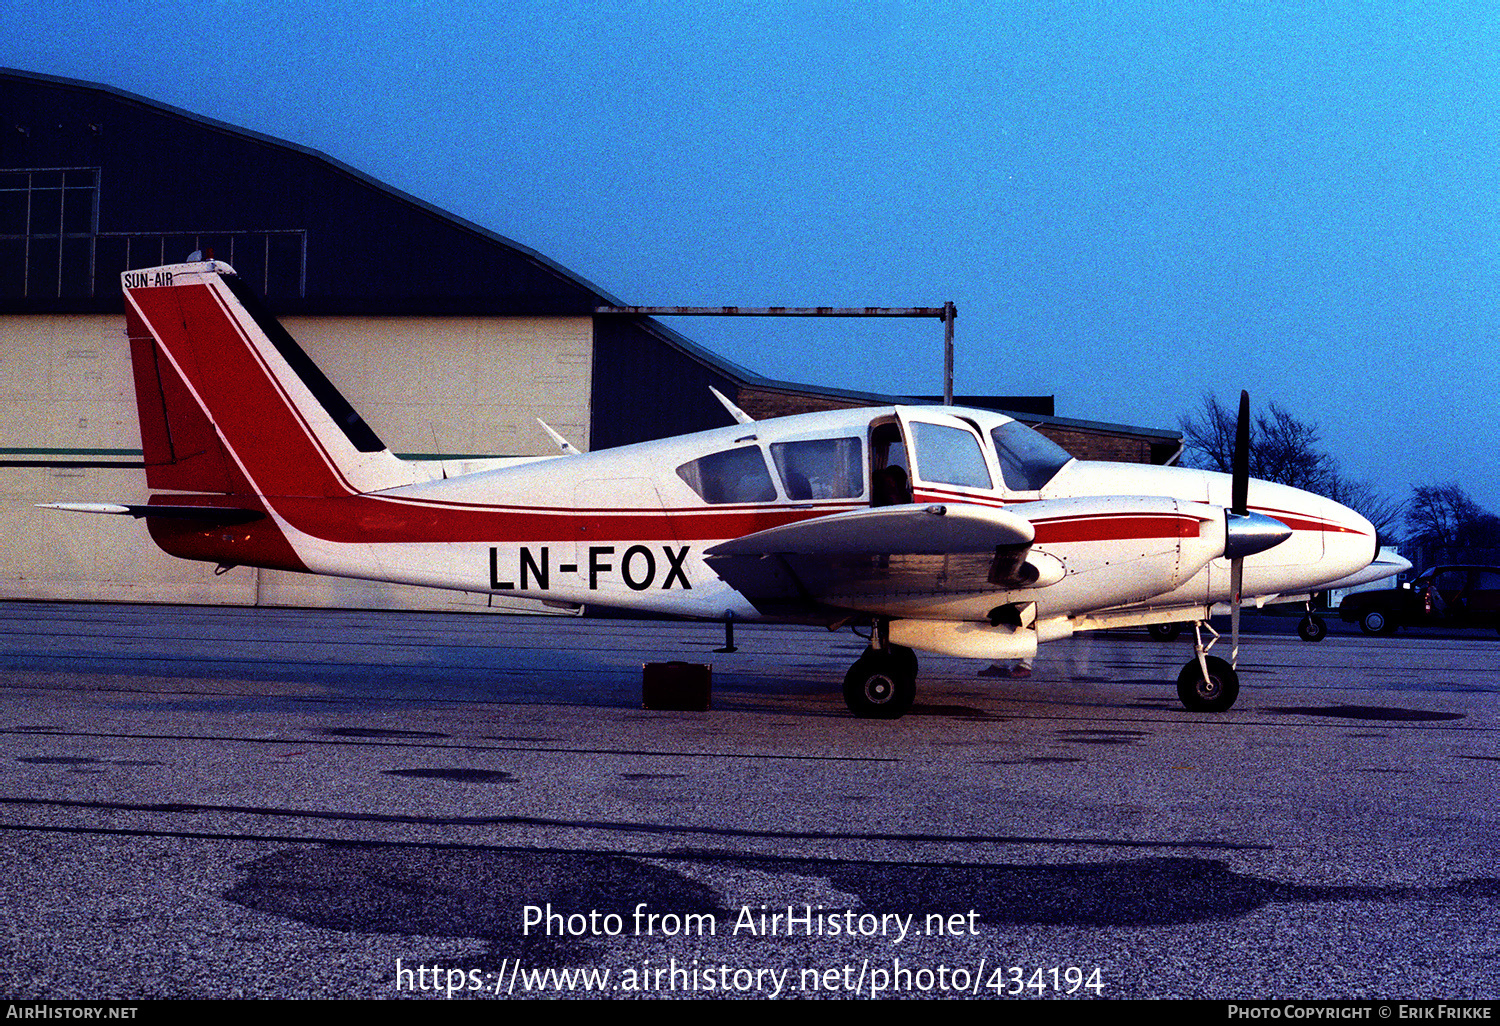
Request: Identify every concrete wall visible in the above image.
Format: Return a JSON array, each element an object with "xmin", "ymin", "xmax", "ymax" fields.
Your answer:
[
  {"xmin": 287, "ymin": 315, "xmax": 592, "ymax": 458},
  {"xmin": 0, "ymin": 313, "xmax": 591, "ymax": 610}
]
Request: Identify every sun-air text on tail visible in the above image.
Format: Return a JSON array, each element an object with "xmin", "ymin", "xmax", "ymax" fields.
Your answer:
[{"xmin": 43, "ymin": 261, "xmax": 1392, "ymax": 718}]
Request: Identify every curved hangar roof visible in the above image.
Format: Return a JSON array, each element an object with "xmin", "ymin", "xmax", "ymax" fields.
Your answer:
[{"xmin": 0, "ymin": 67, "xmax": 1179, "ymax": 461}]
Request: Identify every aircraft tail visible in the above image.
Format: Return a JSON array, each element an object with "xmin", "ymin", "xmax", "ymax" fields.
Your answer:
[{"xmin": 123, "ymin": 261, "xmax": 419, "ymax": 500}]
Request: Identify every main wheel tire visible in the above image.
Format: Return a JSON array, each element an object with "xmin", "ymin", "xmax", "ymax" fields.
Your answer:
[
  {"xmin": 1297, "ymin": 615, "xmax": 1327, "ymax": 642},
  {"xmin": 1176, "ymin": 655, "xmax": 1240, "ymax": 712},
  {"xmin": 1359, "ymin": 609, "xmax": 1395, "ymax": 636},
  {"xmin": 1147, "ymin": 622, "xmax": 1184, "ymax": 642},
  {"xmin": 889, "ymin": 643, "xmax": 919, "ymax": 679},
  {"xmin": 842, "ymin": 651, "xmax": 916, "ymax": 719}
]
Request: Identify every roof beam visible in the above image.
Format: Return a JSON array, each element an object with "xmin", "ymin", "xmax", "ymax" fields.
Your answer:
[
  {"xmin": 596, "ymin": 302, "xmax": 959, "ymax": 405},
  {"xmin": 595, "ymin": 305, "xmax": 951, "ymax": 318}
]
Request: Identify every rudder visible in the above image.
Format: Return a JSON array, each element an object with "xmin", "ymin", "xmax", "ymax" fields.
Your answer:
[{"xmin": 122, "ymin": 261, "xmax": 418, "ymax": 500}]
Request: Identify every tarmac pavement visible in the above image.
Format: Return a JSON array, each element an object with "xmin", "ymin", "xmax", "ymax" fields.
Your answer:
[{"xmin": 1, "ymin": 602, "xmax": 1496, "ymax": 1000}]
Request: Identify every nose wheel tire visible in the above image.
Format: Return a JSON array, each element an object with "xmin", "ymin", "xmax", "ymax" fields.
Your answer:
[
  {"xmin": 843, "ymin": 649, "xmax": 916, "ymax": 719},
  {"xmin": 1177, "ymin": 655, "xmax": 1239, "ymax": 712},
  {"xmin": 1296, "ymin": 615, "xmax": 1327, "ymax": 642}
]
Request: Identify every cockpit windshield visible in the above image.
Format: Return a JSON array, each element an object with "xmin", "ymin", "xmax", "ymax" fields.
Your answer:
[{"xmin": 990, "ymin": 421, "xmax": 1073, "ymax": 492}]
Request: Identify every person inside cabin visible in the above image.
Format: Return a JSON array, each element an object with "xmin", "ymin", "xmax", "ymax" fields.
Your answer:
[{"xmin": 873, "ymin": 466, "xmax": 910, "ymax": 507}]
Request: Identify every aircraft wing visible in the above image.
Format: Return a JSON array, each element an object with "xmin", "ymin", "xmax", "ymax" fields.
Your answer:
[{"xmin": 703, "ymin": 502, "xmax": 1040, "ymax": 618}]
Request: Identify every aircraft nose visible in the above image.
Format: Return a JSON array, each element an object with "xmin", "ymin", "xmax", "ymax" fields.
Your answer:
[
  {"xmin": 1321, "ymin": 498, "xmax": 1379, "ymax": 578},
  {"xmin": 1241, "ymin": 481, "xmax": 1379, "ymax": 592}
]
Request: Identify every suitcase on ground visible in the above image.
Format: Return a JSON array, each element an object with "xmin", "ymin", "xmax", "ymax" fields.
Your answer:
[{"xmin": 642, "ymin": 661, "xmax": 711, "ymax": 711}]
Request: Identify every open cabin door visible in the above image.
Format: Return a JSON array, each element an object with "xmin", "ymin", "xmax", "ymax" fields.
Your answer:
[{"xmin": 892, "ymin": 406, "xmax": 997, "ymax": 506}]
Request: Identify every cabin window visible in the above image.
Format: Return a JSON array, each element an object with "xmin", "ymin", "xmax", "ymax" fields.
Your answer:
[
  {"xmin": 676, "ymin": 447, "xmax": 777, "ymax": 504},
  {"xmin": 910, "ymin": 421, "xmax": 992, "ymax": 490},
  {"xmin": 990, "ymin": 421, "xmax": 1072, "ymax": 491},
  {"xmin": 769, "ymin": 437, "xmax": 864, "ymax": 500}
]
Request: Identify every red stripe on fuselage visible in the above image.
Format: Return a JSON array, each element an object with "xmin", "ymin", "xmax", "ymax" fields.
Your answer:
[
  {"xmin": 1030, "ymin": 513, "xmax": 1204, "ymax": 544},
  {"xmin": 1250, "ymin": 505, "xmax": 1368, "ymax": 535},
  {"xmin": 157, "ymin": 492, "xmax": 1216, "ymax": 548},
  {"xmin": 211, "ymin": 495, "xmax": 857, "ymax": 544},
  {"xmin": 911, "ymin": 485, "xmax": 1008, "ymax": 508}
]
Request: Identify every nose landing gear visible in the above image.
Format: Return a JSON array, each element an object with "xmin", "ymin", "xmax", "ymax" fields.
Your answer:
[
  {"xmin": 1297, "ymin": 613, "xmax": 1328, "ymax": 642},
  {"xmin": 1178, "ymin": 620, "xmax": 1240, "ymax": 712}
]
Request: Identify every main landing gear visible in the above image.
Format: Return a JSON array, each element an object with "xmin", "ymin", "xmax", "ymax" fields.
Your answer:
[
  {"xmin": 843, "ymin": 620, "xmax": 917, "ymax": 719},
  {"xmin": 1176, "ymin": 620, "xmax": 1240, "ymax": 712}
]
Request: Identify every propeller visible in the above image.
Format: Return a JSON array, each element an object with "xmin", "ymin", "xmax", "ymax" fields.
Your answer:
[
  {"xmin": 1221, "ymin": 390, "xmax": 1292, "ymax": 667},
  {"xmin": 1230, "ymin": 390, "xmax": 1249, "ymax": 668},
  {"xmin": 1232, "ymin": 390, "xmax": 1250, "ymax": 516}
]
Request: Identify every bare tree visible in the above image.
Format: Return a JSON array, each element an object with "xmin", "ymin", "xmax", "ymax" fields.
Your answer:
[
  {"xmin": 1178, "ymin": 394, "xmax": 1240, "ymax": 476},
  {"xmin": 1405, "ymin": 483, "xmax": 1500, "ymax": 565},
  {"xmin": 1179, "ymin": 393, "xmax": 1400, "ymax": 542},
  {"xmin": 1253, "ymin": 402, "xmax": 1335, "ymax": 493},
  {"xmin": 1182, "ymin": 393, "xmax": 1338, "ymax": 489},
  {"xmin": 1180, "ymin": 394, "xmax": 1332, "ymax": 490}
]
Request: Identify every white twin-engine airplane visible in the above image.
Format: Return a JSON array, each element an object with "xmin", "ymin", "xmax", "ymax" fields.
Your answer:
[{"xmin": 45, "ymin": 261, "xmax": 1391, "ymax": 719}]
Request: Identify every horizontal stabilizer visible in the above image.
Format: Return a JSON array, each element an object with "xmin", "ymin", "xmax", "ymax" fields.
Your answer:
[{"xmin": 37, "ymin": 502, "xmax": 264, "ymax": 525}]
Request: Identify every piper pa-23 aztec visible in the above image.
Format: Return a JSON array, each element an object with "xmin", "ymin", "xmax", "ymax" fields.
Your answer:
[{"xmin": 44, "ymin": 261, "xmax": 1398, "ymax": 719}]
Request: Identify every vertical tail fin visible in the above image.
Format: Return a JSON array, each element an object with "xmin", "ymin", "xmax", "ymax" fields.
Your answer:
[{"xmin": 123, "ymin": 261, "xmax": 418, "ymax": 498}]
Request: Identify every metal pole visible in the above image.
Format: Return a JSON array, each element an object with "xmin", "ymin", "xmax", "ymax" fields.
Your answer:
[{"xmin": 942, "ymin": 301, "xmax": 955, "ymax": 406}]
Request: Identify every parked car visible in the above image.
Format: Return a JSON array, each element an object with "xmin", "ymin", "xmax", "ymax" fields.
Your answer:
[{"xmin": 1338, "ymin": 565, "xmax": 1500, "ymax": 635}]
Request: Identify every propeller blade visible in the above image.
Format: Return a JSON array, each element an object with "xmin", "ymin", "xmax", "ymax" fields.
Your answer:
[
  {"xmin": 1230, "ymin": 556, "xmax": 1243, "ymax": 669},
  {"xmin": 1228, "ymin": 390, "xmax": 1251, "ymax": 669},
  {"xmin": 1232, "ymin": 389, "xmax": 1250, "ymax": 515}
]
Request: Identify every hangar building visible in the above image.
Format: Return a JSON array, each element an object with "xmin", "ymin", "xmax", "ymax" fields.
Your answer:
[{"xmin": 1, "ymin": 68, "xmax": 1181, "ymax": 611}]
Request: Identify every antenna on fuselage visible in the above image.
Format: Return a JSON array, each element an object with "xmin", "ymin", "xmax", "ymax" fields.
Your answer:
[
  {"xmin": 710, "ymin": 386, "xmax": 755, "ymax": 425},
  {"xmin": 536, "ymin": 419, "xmax": 583, "ymax": 455}
]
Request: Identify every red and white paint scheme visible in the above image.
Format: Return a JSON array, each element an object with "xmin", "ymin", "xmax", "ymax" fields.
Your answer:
[{"xmin": 45, "ymin": 261, "xmax": 1389, "ymax": 718}]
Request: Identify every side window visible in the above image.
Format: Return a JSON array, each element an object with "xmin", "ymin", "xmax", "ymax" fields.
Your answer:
[
  {"xmin": 991, "ymin": 421, "xmax": 1073, "ymax": 491},
  {"xmin": 870, "ymin": 420, "xmax": 911, "ymax": 506},
  {"xmin": 676, "ymin": 447, "xmax": 777, "ymax": 504},
  {"xmin": 769, "ymin": 437, "xmax": 864, "ymax": 500},
  {"xmin": 1435, "ymin": 570, "xmax": 1468, "ymax": 593},
  {"xmin": 910, "ymin": 421, "xmax": 992, "ymax": 490},
  {"xmin": 1475, "ymin": 573, "xmax": 1500, "ymax": 611}
]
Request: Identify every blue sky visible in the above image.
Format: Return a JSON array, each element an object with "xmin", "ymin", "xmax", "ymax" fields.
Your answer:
[{"xmin": 6, "ymin": 1, "xmax": 1498, "ymax": 514}]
